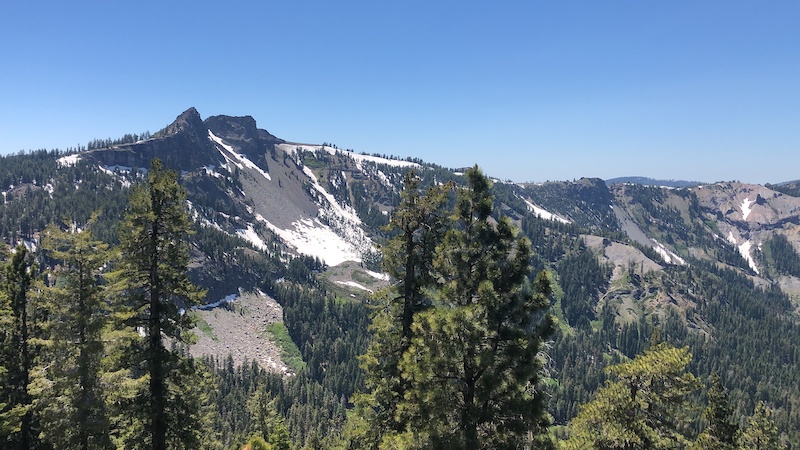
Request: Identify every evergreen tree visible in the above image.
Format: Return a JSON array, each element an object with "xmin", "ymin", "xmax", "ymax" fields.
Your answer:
[
  {"xmin": 739, "ymin": 401, "xmax": 783, "ymax": 450},
  {"xmin": 111, "ymin": 159, "xmax": 205, "ymax": 450},
  {"xmin": 246, "ymin": 387, "xmax": 291, "ymax": 450},
  {"xmin": 693, "ymin": 373, "xmax": 739, "ymax": 450},
  {"xmin": 0, "ymin": 248, "xmax": 27, "ymax": 445},
  {"xmin": 243, "ymin": 435, "xmax": 272, "ymax": 450},
  {"xmin": 0, "ymin": 246, "xmax": 36, "ymax": 450},
  {"xmin": 396, "ymin": 166, "xmax": 554, "ymax": 449},
  {"xmin": 355, "ymin": 171, "xmax": 451, "ymax": 447},
  {"xmin": 564, "ymin": 342, "xmax": 700, "ymax": 449},
  {"xmin": 34, "ymin": 222, "xmax": 113, "ymax": 449}
]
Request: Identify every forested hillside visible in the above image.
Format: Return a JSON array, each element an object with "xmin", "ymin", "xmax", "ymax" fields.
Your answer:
[{"xmin": 2, "ymin": 109, "xmax": 800, "ymax": 448}]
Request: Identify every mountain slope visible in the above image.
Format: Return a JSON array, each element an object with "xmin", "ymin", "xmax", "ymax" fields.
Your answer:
[{"xmin": 4, "ymin": 107, "xmax": 800, "ymax": 444}]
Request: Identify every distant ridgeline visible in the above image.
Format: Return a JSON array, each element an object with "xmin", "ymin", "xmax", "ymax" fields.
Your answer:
[
  {"xmin": 1, "ymin": 108, "xmax": 799, "ymax": 447},
  {"xmin": 605, "ymin": 176, "xmax": 706, "ymax": 188},
  {"xmin": 766, "ymin": 179, "xmax": 800, "ymax": 197}
]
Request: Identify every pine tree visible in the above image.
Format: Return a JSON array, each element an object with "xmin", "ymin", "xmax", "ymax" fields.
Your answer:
[
  {"xmin": 354, "ymin": 171, "xmax": 451, "ymax": 447},
  {"xmin": 0, "ymin": 246, "xmax": 36, "ymax": 450},
  {"xmin": 0, "ymin": 249, "xmax": 27, "ymax": 445},
  {"xmin": 111, "ymin": 158, "xmax": 205, "ymax": 450},
  {"xmin": 246, "ymin": 386, "xmax": 290, "ymax": 450},
  {"xmin": 739, "ymin": 401, "xmax": 783, "ymax": 450},
  {"xmin": 396, "ymin": 166, "xmax": 555, "ymax": 449},
  {"xmin": 693, "ymin": 373, "xmax": 739, "ymax": 450},
  {"xmin": 243, "ymin": 435, "xmax": 272, "ymax": 450},
  {"xmin": 34, "ymin": 222, "xmax": 113, "ymax": 449},
  {"xmin": 564, "ymin": 342, "xmax": 700, "ymax": 450}
]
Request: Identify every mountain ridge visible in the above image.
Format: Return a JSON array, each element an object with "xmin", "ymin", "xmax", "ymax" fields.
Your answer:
[{"xmin": 4, "ymin": 108, "xmax": 800, "ymax": 443}]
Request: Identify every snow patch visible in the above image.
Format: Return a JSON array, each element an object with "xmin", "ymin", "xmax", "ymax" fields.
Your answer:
[
  {"xmin": 187, "ymin": 201, "xmax": 224, "ymax": 231},
  {"xmin": 98, "ymin": 165, "xmax": 142, "ymax": 187},
  {"xmin": 261, "ymin": 163, "xmax": 378, "ymax": 266},
  {"xmin": 199, "ymin": 293, "xmax": 238, "ymax": 310},
  {"xmin": 335, "ymin": 281, "xmax": 373, "ymax": 293},
  {"xmin": 651, "ymin": 239, "xmax": 686, "ymax": 265},
  {"xmin": 236, "ymin": 225, "xmax": 268, "ymax": 251},
  {"xmin": 303, "ymin": 165, "xmax": 362, "ymax": 224},
  {"xmin": 23, "ymin": 240, "xmax": 37, "ymax": 253},
  {"xmin": 725, "ymin": 232, "xmax": 759, "ymax": 274},
  {"xmin": 57, "ymin": 154, "xmax": 81, "ymax": 167},
  {"xmin": 738, "ymin": 240, "xmax": 759, "ymax": 274},
  {"xmin": 349, "ymin": 152, "xmax": 419, "ymax": 169},
  {"xmin": 740, "ymin": 197, "xmax": 754, "ymax": 220},
  {"xmin": 277, "ymin": 143, "xmax": 420, "ymax": 169},
  {"xmin": 365, "ymin": 270, "xmax": 389, "ymax": 281},
  {"xmin": 520, "ymin": 196, "xmax": 570, "ymax": 224},
  {"xmin": 377, "ymin": 170, "xmax": 391, "ymax": 188},
  {"xmin": 258, "ymin": 216, "xmax": 364, "ymax": 266},
  {"xmin": 203, "ymin": 165, "xmax": 225, "ymax": 179},
  {"xmin": 209, "ymin": 130, "xmax": 272, "ymax": 181}
]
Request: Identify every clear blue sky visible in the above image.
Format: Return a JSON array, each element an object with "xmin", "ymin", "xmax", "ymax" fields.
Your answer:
[{"xmin": 1, "ymin": 1, "xmax": 798, "ymax": 183}]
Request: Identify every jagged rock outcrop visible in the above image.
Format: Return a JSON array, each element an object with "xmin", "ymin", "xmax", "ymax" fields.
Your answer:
[
  {"xmin": 82, "ymin": 107, "xmax": 218, "ymax": 170},
  {"xmin": 204, "ymin": 114, "xmax": 283, "ymax": 157}
]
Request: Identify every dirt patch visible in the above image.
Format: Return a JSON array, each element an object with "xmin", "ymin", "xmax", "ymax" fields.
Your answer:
[
  {"xmin": 190, "ymin": 290, "xmax": 290, "ymax": 374},
  {"xmin": 778, "ymin": 275, "xmax": 800, "ymax": 306},
  {"xmin": 321, "ymin": 261, "xmax": 390, "ymax": 296},
  {"xmin": 583, "ymin": 235, "xmax": 662, "ymax": 274}
]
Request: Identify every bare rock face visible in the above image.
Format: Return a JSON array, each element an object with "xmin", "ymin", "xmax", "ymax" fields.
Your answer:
[
  {"xmin": 161, "ymin": 107, "xmax": 206, "ymax": 139},
  {"xmin": 693, "ymin": 182, "xmax": 800, "ymax": 227},
  {"xmin": 81, "ymin": 107, "xmax": 218, "ymax": 170},
  {"xmin": 204, "ymin": 114, "xmax": 283, "ymax": 155},
  {"xmin": 690, "ymin": 182, "xmax": 800, "ymax": 275}
]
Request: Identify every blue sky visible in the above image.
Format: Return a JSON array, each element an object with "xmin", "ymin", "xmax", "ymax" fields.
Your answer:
[{"xmin": 1, "ymin": 1, "xmax": 798, "ymax": 183}]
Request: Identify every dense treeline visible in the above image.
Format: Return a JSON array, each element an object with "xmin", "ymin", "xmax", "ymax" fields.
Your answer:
[
  {"xmin": 766, "ymin": 182, "xmax": 800, "ymax": 198},
  {"xmin": 557, "ymin": 248, "xmax": 612, "ymax": 329},
  {"xmin": 0, "ymin": 152, "xmax": 128, "ymax": 244},
  {"xmin": 2, "ymin": 160, "xmax": 206, "ymax": 449},
  {"xmin": 546, "ymin": 260, "xmax": 800, "ymax": 447},
  {"xmin": 763, "ymin": 234, "xmax": 800, "ymax": 278},
  {"xmin": 85, "ymin": 132, "xmax": 152, "ymax": 150}
]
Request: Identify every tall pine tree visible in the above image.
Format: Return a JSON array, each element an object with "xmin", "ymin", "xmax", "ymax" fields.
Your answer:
[
  {"xmin": 564, "ymin": 342, "xmax": 700, "ymax": 450},
  {"xmin": 396, "ymin": 166, "xmax": 555, "ymax": 449},
  {"xmin": 34, "ymin": 222, "xmax": 113, "ymax": 450},
  {"xmin": 740, "ymin": 401, "xmax": 783, "ymax": 450},
  {"xmin": 111, "ymin": 159, "xmax": 205, "ymax": 450},
  {"xmin": 354, "ymin": 171, "xmax": 451, "ymax": 448},
  {"xmin": 693, "ymin": 373, "xmax": 739, "ymax": 450},
  {"xmin": 0, "ymin": 246, "xmax": 36, "ymax": 450}
]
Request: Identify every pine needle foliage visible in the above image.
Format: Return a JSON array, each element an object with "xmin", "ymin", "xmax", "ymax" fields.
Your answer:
[
  {"xmin": 34, "ymin": 221, "xmax": 113, "ymax": 449},
  {"xmin": 109, "ymin": 158, "xmax": 206, "ymax": 450},
  {"xmin": 353, "ymin": 166, "xmax": 555, "ymax": 450},
  {"xmin": 564, "ymin": 342, "xmax": 700, "ymax": 450},
  {"xmin": 693, "ymin": 373, "xmax": 739, "ymax": 450}
]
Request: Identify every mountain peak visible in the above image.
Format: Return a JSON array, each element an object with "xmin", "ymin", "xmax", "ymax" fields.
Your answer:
[{"xmin": 159, "ymin": 107, "xmax": 206, "ymax": 138}]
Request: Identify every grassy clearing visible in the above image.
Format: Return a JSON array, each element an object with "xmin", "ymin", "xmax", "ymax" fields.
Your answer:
[
  {"xmin": 192, "ymin": 313, "xmax": 218, "ymax": 341},
  {"xmin": 265, "ymin": 322, "xmax": 305, "ymax": 372},
  {"xmin": 351, "ymin": 270, "xmax": 378, "ymax": 286},
  {"xmin": 545, "ymin": 269, "xmax": 573, "ymax": 336}
]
